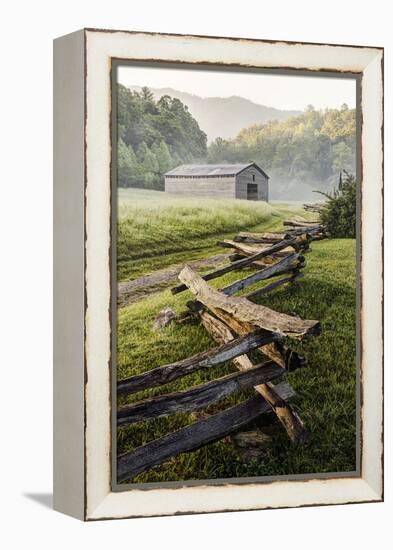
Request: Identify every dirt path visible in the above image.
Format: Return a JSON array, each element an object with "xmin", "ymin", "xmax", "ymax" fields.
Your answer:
[{"xmin": 118, "ymin": 253, "xmax": 230, "ymax": 308}]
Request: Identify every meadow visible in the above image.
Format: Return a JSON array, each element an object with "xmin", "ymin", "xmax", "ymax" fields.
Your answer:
[
  {"xmin": 118, "ymin": 188, "xmax": 309, "ymax": 280},
  {"xmin": 117, "ymin": 189, "xmax": 357, "ymax": 483}
]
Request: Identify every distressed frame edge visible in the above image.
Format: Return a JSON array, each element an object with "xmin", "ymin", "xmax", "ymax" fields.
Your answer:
[
  {"xmin": 88, "ymin": 479, "xmax": 381, "ymax": 521},
  {"xmin": 80, "ymin": 29, "xmax": 383, "ymax": 521},
  {"xmin": 84, "ymin": 26, "xmax": 384, "ymax": 53}
]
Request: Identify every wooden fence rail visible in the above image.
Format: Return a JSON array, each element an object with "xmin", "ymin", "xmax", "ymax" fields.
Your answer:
[
  {"xmin": 178, "ymin": 265, "xmax": 320, "ymax": 339},
  {"xmin": 118, "ymin": 361, "xmax": 283, "ymax": 425},
  {"xmin": 221, "ymin": 253, "xmax": 304, "ymax": 296},
  {"xmin": 198, "ymin": 309, "xmax": 307, "ymax": 443},
  {"xmin": 117, "ymin": 217, "xmax": 325, "ymax": 483},
  {"xmin": 246, "ymin": 271, "xmax": 304, "ymax": 301},
  {"xmin": 171, "ymin": 236, "xmax": 300, "ymax": 295},
  {"xmin": 117, "ymin": 381, "xmax": 295, "ymax": 482},
  {"xmin": 303, "ymin": 203, "xmax": 323, "ymax": 213},
  {"xmin": 234, "ymin": 231, "xmax": 293, "ymax": 243},
  {"xmin": 118, "ymin": 329, "xmax": 280, "ymax": 396}
]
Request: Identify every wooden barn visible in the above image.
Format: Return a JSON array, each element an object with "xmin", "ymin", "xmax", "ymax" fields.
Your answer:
[{"xmin": 164, "ymin": 163, "xmax": 269, "ymax": 201}]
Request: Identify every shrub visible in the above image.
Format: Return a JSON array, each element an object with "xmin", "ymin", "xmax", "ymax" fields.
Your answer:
[{"xmin": 315, "ymin": 171, "xmax": 356, "ymax": 238}]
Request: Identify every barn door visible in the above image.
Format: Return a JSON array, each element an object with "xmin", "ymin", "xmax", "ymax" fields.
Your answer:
[{"xmin": 247, "ymin": 183, "xmax": 258, "ymax": 200}]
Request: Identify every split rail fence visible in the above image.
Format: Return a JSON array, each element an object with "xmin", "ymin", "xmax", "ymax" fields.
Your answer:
[
  {"xmin": 303, "ymin": 202, "xmax": 324, "ymax": 213},
  {"xmin": 117, "ymin": 214, "xmax": 327, "ymax": 482}
]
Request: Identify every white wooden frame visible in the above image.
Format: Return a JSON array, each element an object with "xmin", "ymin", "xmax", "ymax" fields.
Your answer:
[{"xmin": 53, "ymin": 28, "xmax": 383, "ymax": 521}]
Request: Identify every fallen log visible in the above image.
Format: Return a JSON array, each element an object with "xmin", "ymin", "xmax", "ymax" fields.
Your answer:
[
  {"xmin": 117, "ymin": 329, "xmax": 280, "ymax": 395},
  {"xmin": 221, "ymin": 253, "xmax": 304, "ymax": 296},
  {"xmin": 117, "ymin": 381, "xmax": 295, "ymax": 482},
  {"xmin": 179, "ymin": 265, "xmax": 320, "ymax": 339},
  {"xmin": 117, "ymin": 361, "xmax": 284, "ymax": 425},
  {"xmin": 171, "ymin": 237, "xmax": 299, "ymax": 295},
  {"xmin": 199, "ymin": 310, "xmax": 306, "ymax": 442}
]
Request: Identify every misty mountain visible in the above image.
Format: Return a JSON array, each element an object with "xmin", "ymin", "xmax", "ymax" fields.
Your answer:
[{"xmin": 127, "ymin": 86, "xmax": 300, "ymax": 142}]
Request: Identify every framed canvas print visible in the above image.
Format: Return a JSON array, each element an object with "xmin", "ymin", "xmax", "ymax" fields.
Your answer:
[{"xmin": 53, "ymin": 28, "xmax": 383, "ymax": 520}]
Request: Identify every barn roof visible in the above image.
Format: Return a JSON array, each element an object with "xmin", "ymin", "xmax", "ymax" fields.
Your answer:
[{"xmin": 165, "ymin": 163, "xmax": 269, "ymax": 179}]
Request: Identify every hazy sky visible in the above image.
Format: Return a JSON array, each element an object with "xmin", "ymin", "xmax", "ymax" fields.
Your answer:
[{"xmin": 117, "ymin": 65, "xmax": 356, "ymax": 111}]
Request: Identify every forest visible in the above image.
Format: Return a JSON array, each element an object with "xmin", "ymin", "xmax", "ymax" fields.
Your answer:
[
  {"xmin": 208, "ymin": 104, "xmax": 356, "ymax": 199},
  {"xmin": 117, "ymin": 84, "xmax": 356, "ymax": 199},
  {"xmin": 117, "ymin": 84, "xmax": 207, "ymax": 189}
]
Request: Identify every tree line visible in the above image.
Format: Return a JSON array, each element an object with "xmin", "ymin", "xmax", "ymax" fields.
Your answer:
[
  {"xmin": 207, "ymin": 104, "xmax": 356, "ymax": 199},
  {"xmin": 117, "ymin": 85, "xmax": 356, "ymax": 199},
  {"xmin": 117, "ymin": 84, "xmax": 207, "ymax": 189}
]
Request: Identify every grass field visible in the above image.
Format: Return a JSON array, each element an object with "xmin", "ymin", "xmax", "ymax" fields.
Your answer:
[
  {"xmin": 118, "ymin": 188, "xmax": 310, "ymax": 281},
  {"xmin": 117, "ymin": 189, "xmax": 357, "ymax": 483}
]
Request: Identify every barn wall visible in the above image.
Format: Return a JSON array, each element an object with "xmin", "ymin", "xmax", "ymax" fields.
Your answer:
[
  {"xmin": 235, "ymin": 167, "xmax": 269, "ymax": 201},
  {"xmin": 165, "ymin": 176, "xmax": 236, "ymax": 198}
]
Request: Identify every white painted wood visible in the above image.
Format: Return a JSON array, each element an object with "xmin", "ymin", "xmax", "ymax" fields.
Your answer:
[
  {"xmin": 359, "ymin": 51, "xmax": 384, "ymax": 498},
  {"xmin": 53, "ymin": 29, "xmax": 86, "ymax": 520},
  {"xmin": 54, "ymin": 28, "xmax": 383, "ymax": 520}
]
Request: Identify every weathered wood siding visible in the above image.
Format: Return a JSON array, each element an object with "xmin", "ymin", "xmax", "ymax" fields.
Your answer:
[
  {"xmin": 235, "ymin": 166, "xmax": 269, "ymax": 201},
  {"xmin": 165, "ymin": 166, "xmax": 269, "ymax": 201},
  {"xmin": 165, "ymin": 176, "xmax": 236, "ymax": 198}
]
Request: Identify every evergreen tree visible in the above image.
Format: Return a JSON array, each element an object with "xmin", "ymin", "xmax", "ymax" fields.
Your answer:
[
  {"xmin": 317, "ymin": 171, "xmax": 356, "ymax": 238},
  {"xmin": 142, "ymin": 147, "xmax": 159, "ymax": 175},
  {"xmin": 117, "ymin": 84, "xmax": 207, "ymax": 188},
  {"xmin": 117, "ymin": 138, "xmax": 137, "ymax": 187},
  {"xmin": 153, "ymin": 140, "xmax": 173, "ymax": 174},
  {"xmin": 117, "ymin": 82, "xmax": 356, "ymax": 197},
  {"xmin": 136, "ymin": 141, "xmax": 149, "ymax": 163}
]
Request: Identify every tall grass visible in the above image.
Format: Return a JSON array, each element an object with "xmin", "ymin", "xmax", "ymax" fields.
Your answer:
[
  {"xmin": 118, "ymin": 188, "xmax": 274, "ymax": 261},
  {"xmin": 117, "ymin": 239, "xmax": 357, "ymax": 483},
  {"xmin": 116, "ymin": 189, "xmax": 357, "ymax": 483}
]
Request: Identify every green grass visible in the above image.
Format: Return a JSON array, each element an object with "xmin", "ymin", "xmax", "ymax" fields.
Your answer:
[
  {"xmin": 116, "ymin": 190, "xmax": 357, "ymax": 484},
  {"xmin": 118, "ymin": 188, "xmax": 314, "ymax": 281}
]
